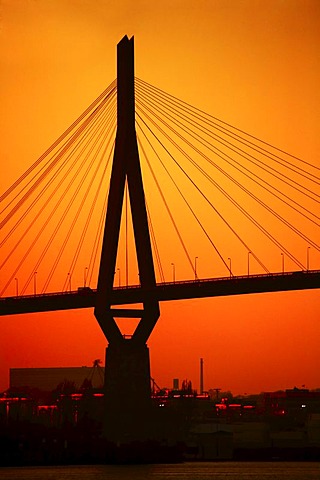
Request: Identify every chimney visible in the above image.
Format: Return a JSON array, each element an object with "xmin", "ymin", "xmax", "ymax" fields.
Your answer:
[{"xmin": 200, "ymin": 358, "xmax": 204, "ymax": 394}]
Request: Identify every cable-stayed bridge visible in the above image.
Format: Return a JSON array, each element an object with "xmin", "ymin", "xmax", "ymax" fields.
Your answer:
[
  {"xmin": 1, "ymin": 36, "xmax": 319, "ymax": 440},
  {"xmin": 1, "ymin": 77, "xmax": 319, "ymax": 303}
]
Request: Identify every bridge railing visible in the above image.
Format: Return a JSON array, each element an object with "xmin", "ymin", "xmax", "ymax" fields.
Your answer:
[{"xmin": 1, "ymin": 269, "xmax": 319, "ymax": 301}]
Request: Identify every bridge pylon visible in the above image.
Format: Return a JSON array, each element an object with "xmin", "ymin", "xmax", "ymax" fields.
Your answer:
[{"xmin": 94, "ymin": 36, "xmax": 160, "ymax": 441}]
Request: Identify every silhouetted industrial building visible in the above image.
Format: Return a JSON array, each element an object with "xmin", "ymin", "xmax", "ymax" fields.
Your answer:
[{"xmin": 10, "ymin": 366, "xmax": 104, "ymax": 392}]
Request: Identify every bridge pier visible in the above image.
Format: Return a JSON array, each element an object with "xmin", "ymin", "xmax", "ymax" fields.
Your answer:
[{"xmin": 103, "ymin": 341, "xmax": 152, "ymax": 442}]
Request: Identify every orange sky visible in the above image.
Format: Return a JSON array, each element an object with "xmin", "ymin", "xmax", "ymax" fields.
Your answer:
[{"xmin": 1, "ymin": 0, "xmax": 320, "ymax": 394}]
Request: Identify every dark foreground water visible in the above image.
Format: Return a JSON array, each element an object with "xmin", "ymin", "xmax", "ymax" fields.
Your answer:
[{"xmin": 0, "ymin": 462, "xmax": 319, "ymax": 480}]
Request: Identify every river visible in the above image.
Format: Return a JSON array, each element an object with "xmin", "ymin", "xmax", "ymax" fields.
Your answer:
[{"xmin": 0, "ymin": 462, "xmax": 319, "ymax": 480}]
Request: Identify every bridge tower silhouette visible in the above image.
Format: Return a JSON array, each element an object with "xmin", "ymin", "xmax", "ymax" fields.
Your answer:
[{"xmin": 95, "ymin": 36, "xmax": 160, "ymax": 440}]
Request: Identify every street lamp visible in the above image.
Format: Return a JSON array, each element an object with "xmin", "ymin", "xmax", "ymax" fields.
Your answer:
[
  {"xmin": 247, "ymin": 252, "xmax": 251, "ymax": 276},
  {"xmin": 15, "ymin": 278, "xmax": 18, "ymax": 297},
  {"xmin": 67, "ymin": 272, "xmax": 72, "ymax": 292},
  {"xmin": 34, "ymin": 271, "xmax": 37, "ymax": 296},
  {"xmin": 117, "ymin": 268, "xmax": 121, "ymax": 287},
  {"xmin": 195, "ymin": 256, "xmax": 198, "ymax": 280},
  {"xmin": 281, "ymin": 253, "xmax": 284, "ymax": 274},
  {"xmin": 228, "ymin": 257, "xmax": 232, "ymax": 278},
  {"xmin": 307, "ymin": 246, "xmax": 310, "ymax": 271},
  {"xmin": 171, "ymin": 263, "xmax": 175, "ymax": 283},
  {"xmin": 84, "ymin": 266, "xmax": 88, "ymax": 287}
]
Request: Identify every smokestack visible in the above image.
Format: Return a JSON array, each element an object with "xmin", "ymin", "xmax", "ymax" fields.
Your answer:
[{"xmin": 200, "ymin": 358, "xmax": 204, "ymax": 394}]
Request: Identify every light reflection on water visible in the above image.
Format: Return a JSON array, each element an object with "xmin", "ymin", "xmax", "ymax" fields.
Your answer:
[{"xmin": 0, "ymin": 462, "xmax": 319, "ymax": 480}]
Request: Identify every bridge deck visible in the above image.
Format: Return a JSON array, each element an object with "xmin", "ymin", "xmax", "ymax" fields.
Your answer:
[{"xmin": 0, "ymin": 270, "xmax": 319, "ymax": 316}]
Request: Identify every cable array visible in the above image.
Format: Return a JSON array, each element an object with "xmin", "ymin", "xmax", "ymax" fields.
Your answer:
[
  {"xmin": 1, "ymin": 76, "xmax": 319, "ymax": 296},
  {"xmin": 135, "ymin": 77, "xmax": 320, "ymax": 278},
  {"xmin": 1, "ymin": 81, "xmax": 117, "ymax": 296}
]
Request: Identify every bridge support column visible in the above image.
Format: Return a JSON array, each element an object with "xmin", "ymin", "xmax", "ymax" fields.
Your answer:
[{"xmin": 103, "ymin": 341, "xmax": 152, "ymax": 441}]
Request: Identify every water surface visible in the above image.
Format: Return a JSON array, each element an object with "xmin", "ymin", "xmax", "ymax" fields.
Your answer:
[{"xmin": 1, "ymin": 462, "xmax": 319, "ymax": 480}]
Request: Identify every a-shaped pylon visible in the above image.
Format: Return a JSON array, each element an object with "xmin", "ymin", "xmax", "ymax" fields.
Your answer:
[{"xmin": 94, "ymin": 36, "xmax": 160, "ymax": 441}]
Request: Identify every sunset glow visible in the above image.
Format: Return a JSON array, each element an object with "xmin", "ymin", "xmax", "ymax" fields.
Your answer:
[{"xmin": 1, "ymin": 0, "xmax": 319, "ymax": 395}]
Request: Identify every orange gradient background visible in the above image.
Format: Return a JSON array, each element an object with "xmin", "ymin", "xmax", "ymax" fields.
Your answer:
[{"xmin": 1, "ymin": 0, "xmax": 320, "ymax": 394}]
